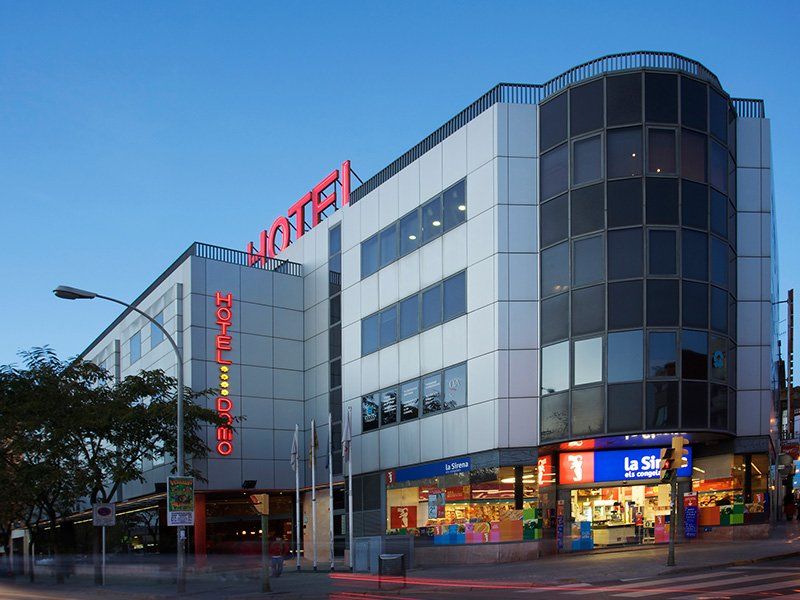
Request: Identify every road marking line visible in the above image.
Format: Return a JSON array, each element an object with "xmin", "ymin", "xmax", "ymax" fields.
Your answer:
[
  {"xmin": 562, "ymin": 570, "xmax": 733, "ymax": 595},
  {"xmin": 731, "ymin": 566, "xmax": 800, "ymax": 572},
  {"xmin": 674, "ymin": 577, "xmax": 800, "ymax": 599},
  {"xmin": 612, "ymin": 571, "xmax": 793, "ymax": 597},
  {"xmin": 515, "ymin": 583, "xmax": 591, "ymax": 593}
]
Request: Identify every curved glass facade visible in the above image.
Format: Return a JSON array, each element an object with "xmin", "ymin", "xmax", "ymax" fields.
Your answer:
[{"xmin": 539, "ymin": 70, "xmax": 738, "ymax": 443}]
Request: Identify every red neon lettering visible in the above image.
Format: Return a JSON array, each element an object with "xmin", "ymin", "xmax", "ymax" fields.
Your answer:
[
  {"xmin": 247, "ymin": 230, "xmax": 267, "ymax": 267},
  {"xmin": 215, "ymin": 349, "xmax": 232, "ymax": 365},
  {"xmin": 312, "ymin": 170, "xmax": 339, "ymax": 227},
  {"xmin": 215, "ymin": 291, "xmax": 233, "ymax": 307},
  {"xmin": 217, "ymin": 441, "xmax": 233, "ymax": 455},
  {"xmin": 219, "ymin": 412, "xmax": 233, "ymax": 425},
  {"xmin": 216, "ymin": 427, "xmax": 232, "ymax": 442},
  {"xmin": 287, "ymin": 192, "xmax": 312, "ymax": 240},
  {"xmin": 267, "ymin": 216, "xmax": 291, "ymax": 258},
  {"xmin": 216, "ymin": 306, "xmax": 232, "ymax": 323},
  {"xmin": 341, "ymin": 160, "xmax": 351, "ymax": 206},
  {"xmin": 216, "ymin": 397, "xmax": 233, "ymax": 412},
  {"xmin": 215, "ymin": 335, "xmax": 232, "ymax": 352}
]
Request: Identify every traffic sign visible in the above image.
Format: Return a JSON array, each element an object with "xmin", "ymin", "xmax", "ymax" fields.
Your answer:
[{"xmin": 92, "ymin": 503, "xmax": 116, "ymax": 527}]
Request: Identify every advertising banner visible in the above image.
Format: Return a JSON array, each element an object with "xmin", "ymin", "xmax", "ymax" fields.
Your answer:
[
  {"xmin": 390, "ymin": 506, "xmax": 417, "ymax": 529},
  {"xmin": 167, "ymin": 476, "xmax": 195, "ymax": 526},
  {"xmin": 395, "ymin": 457, "xmax": 471, "ymax": 483},
  {"xmin": 92, "ymin": 503, "xmax": 116, "ymax": 527},
  {"xmin": 559, "ymin": 447, "xmax": 693, "ymax": 484},
  {"xmin": 684, "ymin": 492, "xmax": 698, "ymax": 539}
]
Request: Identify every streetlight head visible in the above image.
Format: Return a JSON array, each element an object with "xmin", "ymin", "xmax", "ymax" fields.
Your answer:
[{"xmin": 53, "ymin": 285, "xmax": 97, "ymax": 300}]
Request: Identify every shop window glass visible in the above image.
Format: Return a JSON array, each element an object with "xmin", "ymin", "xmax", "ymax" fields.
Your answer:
[
  {"xmin": 570, "ymin": 183, "xmax": 604, "ymax": 236},
  {"xmin": 573, "ymin": 135, "xmax": 602, "ymax": 186},
  {"xmin": 682, "ymin": 329, "xmax": 708, "ymax": 380},
  {"xmin": 710, "ymin": 190, "xmax": 727, "ymax": 237},
  {"xmin": 361, "ymin": 314, "xmax": 379, "ymax": 355},
  {"xmin": 540, "ymin": 92, "xmax": 568, "ymax": 150},
  {"xmin": 608, "ymin": 383, "xmax": 643, "ymax": 432},
  {"xmin": 608, "ymin": 330, "xmax": 643, "ymax": 383},
  {"xmin": 710, "ymin": 237, "xmax": 728, "ymax": 288},
  {"xmin": 400, "ymin": 380, "xmax": 420, "ymax": 421},
  {"xmin": 648, "ymin": 331, "xmax": 677, "ymax": 377},
  {"xmin": 648, "ymin": 129, "xmax": 677, "ymax": 175},
  {"xmin": 710, "ymin": 141, "xmax": 728, "ymax": 193},
  {"xmin": 571, "ymin": 284, "xmax": 604, "ymax": 336},
  {"xmin": 380, "ymin": 224, "xmax": 398, "ymax": 268},
  {"xmin": 681, "ymin": 180, "xmax": 708, "ymax": 230},
  {"xmin": 361, "ymin": 234, "xmax": 379, "ymax": 278},
  {"xmin": 541, "ymin": 242, "xmax": 569, "ymax": 297},
  {"xmin": 682, "ymin": 381, "xmax": 708, "ymax": 429},
  {"xmin": 607, "ymin": 178, "xmax": 643, "ymax": 228},
  {"xmin": 572, "ymin": 235, "xmax": 604, "ymax": 287},
  {"xmin": 646, "ymin": 381, "xmax": 679, "ymax": 429},
  {"xmin": 682, "ymin": 281, "xmax": 708, "ymax": 329},
  {"xmin": 681, "ymin": 77, "xmax": 708, "ymax": 131},
  {"xmin": 379, "ymin": 306, "xmax": 397, "ymax": 348},
  {"xmin": 574, "ymin": 337, "xmax": 603, "ymax": 386},
  {"xmin": 541, "ymin": 193, "xmax": 568, "ymax": 247},
  {"xmin": 681, "ymin": 129, "xmax": 707, "ymax": 183},
  {"xmin": 443, "ymin": 180, "xmax": 467, "ymax": 230},
  {"xmin": 709, "ymin": 90, "xmax": 728, "ymax": 143},
  {"xmin": 710, "ymin": 384, "xmax": 728, "ymax": 429},
  {"xmin": 608, "ymin": 228, "xmax": 643, "ymax": 280},
  {"xmin": 682, "ymin": 229, "xmax": 708, "ymax": 280},
  {"xmin": 607, "ymin": 73, "xmax": 642, "ymax": 126},
  {"xmin": 380, "ymin": 387, "xmax": 398, "ymax": 426},
  {"xmin": 607, "ymin": 127, "xmax": 642, "ymax": 179},
  {"xmin": 399, "ymin": 210, "xmax": 420, "ymax": 256},
  {"xmin": 647, "ymin": 279, "xmax": 679, "ymax": 326},
  {"xmin": 570, "ymin": 79, "xmax": 604, "ymax": 136},
  {"xmin": 421, "ymin": 196, "xmax": 443, "ymax": 243},
  {"xmin": 129, "ymin": 331, "xmax": 141, "ymax": 364},
  {"xmin": 541, "ymin": 341, "xmax": 569, "ymax": 395},
  {"xmin": 571, "ymin": 386, "xmax": 605, "ymax": 437},
  {"xmin": 646, "ymin": 177, "xmax": 678, "ymax": 225},
  {"xmin": 541, "ymin": 144, "xmax": 568, "ymax": 200},
  {"xmin": 362, "ymin": 393, "xmax": 379, "ymax": 431},
  {"xmin": 422, "ymin": 372, "xmax": 442, "ymax": 414},
  {"xmin": 421, "ymin": 285, "xmax": 442, "ymax": 330},
  {"xmin": 540, "ymin": 392, "xmax": 569, "ymax": 441},
  {"xmin": 710, "ymin": 335, "xmax": 728, "ymax": 382},
  {"xmin": 541, "ymin": 293, "xmax": 569, "ymax": 345},
  {"xmin": 649, "ymin": 230, "xmax": 677, "ymax": 275},
  {"xmin": 443, "ymin": 364, "xmax": 467, "ymax": 410},
  {"xmin": 443, "ymin": 272, "xmax": 466, "ymax": 321},
  {"xmin": 399, "ymin": 295, "xmax": 419, "ymax": 340},
  {"xmin": 711, "ymin": 286, "xmax": 728, "ymax": 333},
  {"xmin": 646, "ymin": 73, "xmax": 678, "ymax": 124},
  {"xmin": 608, "ymin": 280, "xmax": 643, "ymax": 330}
]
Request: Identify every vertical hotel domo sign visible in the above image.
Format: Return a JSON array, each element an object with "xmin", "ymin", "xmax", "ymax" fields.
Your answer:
[{"xmin": 214, "ymin": 291, "xmax": 234, "ymax": 456}]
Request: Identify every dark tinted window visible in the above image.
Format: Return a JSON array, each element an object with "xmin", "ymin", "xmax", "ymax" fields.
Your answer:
[
  {"xmin": 570, "ymin": 79, "xmax": 604, "ymax": 136},
  {"xmin": 571, "ymin": 284, "xmax": 605, "ymax": 336},
  {"xmin": 607, "ymin": 178, "xmax": 642, "ymax": 227},
  {"xmin": 608, "ymin": 330, "xmax": 643, "ymax": 382},
  {"xmin": 540, "ymin": 392, "xmax": 569, "ymax": 441},
  {"xmin": 443, "ymin": 180, "xmax": 467, "ymax": 230},
  {"xmin": 329, "ymin": 225, "xmax": 341, "ymax": 256},
  {"xmin": 540, "ymin": 92, "xmax": 568, "ymax": 150},
  {"xmin": 362, "ymin": 314, "xmax": 379, "ymax": 355},
  {"xmin": 709, "ymin": 90, "xmax": 728, "ymax": 143},
  {"xmin": 681, "ymin": 180, "xmax": 707, "ymax": 230},
  {"xmin": 608, "ymin": 228, "xmax": 643, "ymax": 279},
  {"xmin": 399, "ymin": 210, "xmax": 420, "ymax": 255},
  {"xmin": 645, "ymin": 73, "xmax": 678, "ymax": 123},
  {"xmin": 682, "ymin": 329, "xmax": 708, "ymax": 379},
  {"xmin": 711, "ymin": 286, "xmax": 728, "ymax": 333},
  {"xmin": 710, "ymin": 384, "xmax": 728, "ymax": 429},
  {"xmin": 541, "ymin": 144, "xmax": 569, "ymax": 200},
  {"xmin": 572, "ymin": 135, "xmax": 602, "ymax": 185},
  {"xmin": 443, "ymin": 272, "xmax": 466, "ymax": 321},
  {"xmin": 681, "ymin": 129, "xmax": 707, "ymax": 183},
  {"xmin": 330, "ymin": 294, "xmax": 341, "ymax": 325},
  {"xmin": 379, "ymin": 306, "xmax": 397, "ymax": 347},
  {"xmin": 541, "ymin": 293, "xmax": 569, "ymax": 344},
  {"xmin": 541, "ymin": 242, "xmax": 570, "ymax": 297},
  {"xmin": 681, "ymin": 77, "xmax": 708, "ymax": 131},
  {"xmin": 608, "ymin": 280, "xmax": 643, "ymax": 329},
  {"xmin": 421, "ymin": 196, "xmax": 443, "ymax": 243},
  {"xmin": 646, "ymin": 381, "xmax": 679, "ymax": 429},
  {"xmin": 421, "ymin": 285, "xmax": 442, "ymax": 330},
  {"xmin": 648, "ymin": 129, "xmax": 676, "ymax": 174},
  {"xmin": 710, "ymin": 236, "xmax": 728, "ymax": 287},
  {"xmin": 361, "ymin": 234, "xmax": 379, "ymax": 277},
  {"xmin": 541, "ymin": 193, "xmax": 568, "ymax": 247},
  {"xmin": 379, "ymin": 224, "xmax": 397, "ymax": 267},
  {"xmin": 647, "ymin": 279, "xmax": 679, "ymax": 326},
  {"xmin": 682, "ymin": 281, "xmax": 708, "ymax": 328},
  {"xmin": 709, "ymin": 140, "xmax": 728, "ymax": 193},
  {"xmin": 649, "ymin": 229, "xmax": 677, "ymax": 275},
  {"xmin": 608, "ymin": 383, "xmax": 643, "ymax": 432},
  {"xmin": 571, "ymin": 183, "xmax": 604, "ymax": 236},
  {"xmin": 607, "ymin": 127, "xmax": 642, "ymax": 178},
  {"xmin": 646, "ymin": 177, "xmax": 678, "ymax": 224},
  {"xmin": 682, "ymin": 381, "xmax": 708, "ymax": 429},
  {"xmin": 573, "ymin": 235, "xmax": 604, "ymax": 287},
  {"xmin": 329, "ymin": 324, "xmax": 341, "ymax": 359},
  {"xmin": 399, "ymin": 295, "xmax": 419, "ymax": 340},
  {"xmin": 607, "ymin": 73, "xmax": 642, "ymax": 126},
  {"xmin": 710, "ymin": 190, "xmax": 727, "ymax": 237},
  {"xmin": 682, "ymin": 229, "xmax": 708, "ymax": 280},
  {"xmin": 571, "ymin": 386, "xmax": 605, "ymax": 437},
  {"xmin": 648, "ymin": 331, "xmax": 677, "ymax": 377}
]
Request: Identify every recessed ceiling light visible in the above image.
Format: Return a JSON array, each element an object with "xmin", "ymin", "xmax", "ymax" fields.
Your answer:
[
  {"xmin": 458, "ymin": 204, "xmax": 466, "ymax": 211},
  {"xmin": 432, "ymin": 220, "xmax": 441, "ymax": 227},
  {"xmin": 408, "ymin": 234, "xmax": 417, "ymax": 240}
]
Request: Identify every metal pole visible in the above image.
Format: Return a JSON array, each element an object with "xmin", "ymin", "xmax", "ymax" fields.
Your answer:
[
  {"xmin": 328, "ymin": 412, "xmax": 334, "ymax": 572},
  {"xmin": 261, "ymin": 515, "xmax": 270, "ymax": 592},
  {"xmin": 311, "ymin": 419, "xmax": 317, "ymax": 572},
  {"xmin": 667, "ymin": 473, "xmax": 677, "ymax": 567},
  {"xmin": 347, "ymin": 407, "xmax": 354, "ymax": 572},
  {"xmin": 101, "ymin": 526, "xmax": 106, "ymax": 586},
  {"xmin": 295, "ymin": 424, "xmax": 301, "ymax": 572}
]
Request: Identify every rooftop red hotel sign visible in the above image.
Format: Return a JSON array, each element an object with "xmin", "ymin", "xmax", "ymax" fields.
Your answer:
[
  {"xmin": 214, "ymin": 291, "xmax": 234, "ymax": 456},
  {"xmin": 246, "ymin": 160, "xmax": 351, "ymax": 264}
]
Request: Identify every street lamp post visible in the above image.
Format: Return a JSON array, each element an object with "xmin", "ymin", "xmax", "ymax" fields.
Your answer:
[{"xmin": 54, "ymin": 285, "xmax": 187, "ymax": 593}]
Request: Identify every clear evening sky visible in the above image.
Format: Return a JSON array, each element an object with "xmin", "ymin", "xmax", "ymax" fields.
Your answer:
[{"xmin": 1, "ymin": 1, "xmax": 798, "ymax": 365}]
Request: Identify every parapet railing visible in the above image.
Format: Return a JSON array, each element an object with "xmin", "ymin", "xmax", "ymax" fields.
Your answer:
[
  {"xmin": 194, "ymin": 242, "xmax": 302, "ymax": 276},
  {"xmin": 351, "ymin": 50, "xmax": 763, "ymax": 204}
]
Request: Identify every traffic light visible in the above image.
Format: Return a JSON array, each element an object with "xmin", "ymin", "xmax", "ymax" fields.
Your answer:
[
  {"xmin": 660, "ymin": 448, "xmax": 675, "ymax": 483},
  {"xmin": 672, "ymin": 436, "xmax": 690, "ymax": 471}
]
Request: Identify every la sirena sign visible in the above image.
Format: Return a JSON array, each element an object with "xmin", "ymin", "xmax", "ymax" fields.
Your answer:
[{"xmin": 247, "ymin": 161, "xmax": 351, "ymax": 264}]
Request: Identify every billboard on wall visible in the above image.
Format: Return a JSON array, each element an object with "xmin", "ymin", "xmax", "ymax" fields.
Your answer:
[{"xmin": 559, "ymin": 447, "xmax": 693, "ymax": 485}]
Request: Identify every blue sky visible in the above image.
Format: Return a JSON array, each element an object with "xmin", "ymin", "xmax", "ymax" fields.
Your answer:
[{"xmin": 1, "ymin": 1, "xmax": 798, "ymax": 365}]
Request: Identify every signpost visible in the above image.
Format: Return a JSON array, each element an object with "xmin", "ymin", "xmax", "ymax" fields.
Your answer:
[
  {"xmin": 167, "ymin": 477, "xmax": 195, "ymax": 526},
  {"xmin": 92, "ymin": 503, "xmax": 116, "ymax": 586}
]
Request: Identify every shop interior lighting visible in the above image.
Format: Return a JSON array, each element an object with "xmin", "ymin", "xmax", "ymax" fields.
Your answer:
[{"xmin": 693, "ymin": 467, "xmax": 706, "ymax": 473}]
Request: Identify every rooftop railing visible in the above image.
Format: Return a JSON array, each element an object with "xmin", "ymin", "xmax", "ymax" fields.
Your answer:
[{"xmin": 194, "ymin": 242, "xmax": 302, "ymax": 276}]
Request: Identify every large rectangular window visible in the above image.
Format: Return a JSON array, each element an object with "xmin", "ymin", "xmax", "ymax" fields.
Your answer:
[
  {"xmin": 443, "ymin": 272, "xmax": 466, "ymax": 322},
  {"xmin": 362, "ymin": 393, "xmax": 379, "ymax": 432},
  {"xmin": 421, "ymin": 285, "xmax": 442, "ymax": 330},
  {"xmin": 379, "ymin": 224, "xmax": 398, "ymax": 268},
  {"xmin": 361, "ymin": 314, "xmax": 379, "ymax": 355},
  {"xmin": 647, "ymin": 129, "xmax": 676, "ymax": 174},
  {"xmin": 361, "ymin": 234, "xmax": 379, "ymax": 278},
  {"xmin": 422, "ymin": 372, "xmax": 443, "ymax": 415},
  {"xmin": 443, "ymin": 180, "xmax": 467, "ymax": 230},
  {"xmin": 682, "ymin": 329, "xmax": 708, "ymax": 380},
  {"xmin": 648, "ymin": 331, "xmax": 677, "ymax": 377},
  {"xmin": 400, "ymin": 380, "xmax": 420, "ymax": 421},
  {"xmin": 151, "ymin": 312, "xmax": 165, "ymax": 348},
  {"xmin": 421, "ymin": 196, "xmax": 443, "ymax": 243},
  {"xmin": 443, "ymin": 364, "xmax": 467, "ymax": 410},
  {"xmin": 129, "ymin": 331, "xmax": 141, "ymax": 364},
  {"xmin": 607, "ymin": 330, "xmax": 643, "ymax": 383},
  {"xmin": 541, "ymin": 341, "xmax": 569, "ymax": 395},
  {"xmin": 541, "ymin": 392, "xmax": 569, "ymax": 442},
  {"xmin": 400, "ymin": 210, "xmax": 420, "ymax": 256},
  {"xmin": 541, "ymin": 143, "xmax": 568, "ymax": 200},
  {"xmin": 607, "ymin": 127, "xmax": 642, "ymax": 179},
  {"xmin": 380, "ymin": 388, "xmax": 398, "ymax": 426},
  {"xmin": 399, "ymin": 295, "xmax": 419, "ymax": 340},
  {"xmin": 572, "ymin": 135, "xmax": 602, "ymax": 185},
  {"xmin": 379, "ymin": 306, "xmax": 397, "ymax": 348}
]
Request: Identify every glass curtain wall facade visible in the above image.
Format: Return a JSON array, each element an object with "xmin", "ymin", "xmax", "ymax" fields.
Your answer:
[{"xmin": 539, "ymin": 71, "xmax": 738, "ymax": 443}]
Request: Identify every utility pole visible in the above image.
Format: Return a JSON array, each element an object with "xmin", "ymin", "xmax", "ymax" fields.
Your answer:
[{"xmin": 662, "ymin": 436, "xmax": 688, "ymax": 567}]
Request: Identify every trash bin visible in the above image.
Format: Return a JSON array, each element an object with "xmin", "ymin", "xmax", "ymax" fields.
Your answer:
[{"xmin": 378, "ymin": 553, "xmax": 405, "ymax": 589}]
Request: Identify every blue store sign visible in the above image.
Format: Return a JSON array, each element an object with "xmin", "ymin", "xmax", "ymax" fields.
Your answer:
[
  {"xmin": 395, "ymin": 457, "xmax": 471, "ymax": 483},
  {"xmin": 594, "ymin": 447, "xmax": 692, "ymax": 483}
]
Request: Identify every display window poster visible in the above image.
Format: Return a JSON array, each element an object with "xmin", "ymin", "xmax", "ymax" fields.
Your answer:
[
  {"xmin": 428, "ymin": 492, "xmax": 445, "ymax": 518},
  {"xmin": 167, "ymin": 476, "xmax": 195, "ymax": 526},
  {"xmin": 445, "ymin": 485, "xmax": 469, "ymax": 502},
  {"xmin": 443, "ymin": 364, "xmax": 466, "ymax": 410},
  {"xmin": 361, "ymin": 394, "xmax": 379, "ymax": 431},
  {"xmin": 684, "ymin": 492, "xmax": 698, "ymax": 539},
  {"xmin": 559, "ymin": 452, "xmax": 595, "ymax": 484},
  {"xmin": 390, "ymin": 506, "xmax": 417, "ymax": 529},
  {"xmin": 537, "ymin": 455, "xmax": 554, "ymax": 487},
  {"xmin": 422, "ymin": 374, "xmax": 442, "ymax": 414},
  {"xmin": 380, "ymin": 389, "xmax": 398, "ymax": 425},
  {"xmin": 400, "ymin": 381, "xmax": 419, "ymax": 420}
]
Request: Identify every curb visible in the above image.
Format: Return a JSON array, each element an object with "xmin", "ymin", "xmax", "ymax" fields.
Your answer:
[{"xmin": 655, "ymin": 549, "xmax": 800, "ymax": 576}]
